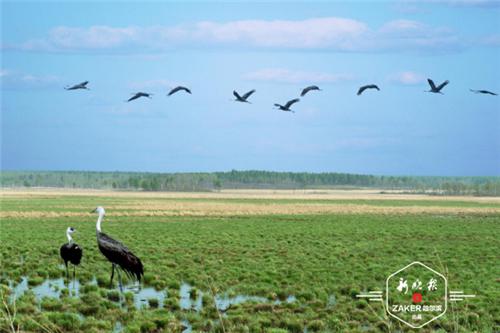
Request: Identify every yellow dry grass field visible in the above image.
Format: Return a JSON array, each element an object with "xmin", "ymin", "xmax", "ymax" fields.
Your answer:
[
  {"xmin": 2, "ymin": 187, "xmax": 500, "ymax": 202},
  {"xmin": 1, "ymin": 188, "xmax": 499, "ymax": 217}
]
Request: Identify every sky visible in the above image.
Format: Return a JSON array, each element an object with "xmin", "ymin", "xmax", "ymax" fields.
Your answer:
[{"xmin": 1, "ymin": 0, "xmax": 499, "ymax": 176}]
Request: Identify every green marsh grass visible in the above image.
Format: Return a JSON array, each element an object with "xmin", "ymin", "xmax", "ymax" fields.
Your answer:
[{"xmin": 1, "ymin": 192, "xmax": 499, "ymax": 332}]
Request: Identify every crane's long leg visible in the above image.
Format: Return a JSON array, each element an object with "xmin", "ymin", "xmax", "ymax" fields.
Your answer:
[
  {"xmin": 110, "ymin": 264, "xmax": 115, "ymax": 288},
  {"xmin": 116, "ymin": 268, "xmax": 124, "ymax": 293},
  {"xmin": 65, "ymin": 262, "xmax": 69, "ymax": 280},
  {"xmin": 73, "ymin": 265, "xmax": 76, "ymax": 291}
]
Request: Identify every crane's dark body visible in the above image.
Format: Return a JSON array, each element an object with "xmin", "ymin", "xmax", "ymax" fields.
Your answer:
[
  {"xmin": 301, "ymin": 85, "xmax": 321, "ymax": 97},
  {"xmin": 427, "ymin": 79, "xmax": 449, "ymax": 94},
  {"xmin": 60, "ymin": 242, "xmax": 82, "ymax": 279},
  {"xmin": 357, "ymin": 84, "xmax": 380, "ymax": 95},
  {"xmin": 233, "ymin": 89, "xmax": 255, "ymax": 103},
  {"xmin": 470, "ymin": 89, "xmax": 497, "ymax": 96},
  {"xmin": 97, "ymin": 231, "xmax": 144, "ymax": 287},
  {"xmin": 65, "ymin": 81, "xmax": 89, "ymax": 90},
  {"xmin": 274, "ymin": 98, "xmax": 300, "ymax": 112},
  {"xmin": 127, "ymin": 92, "xmax": 152, "ymax": 102},
  {"xmin": 168, "ymin": 86, "xmax": 191, "ymax": 96}
]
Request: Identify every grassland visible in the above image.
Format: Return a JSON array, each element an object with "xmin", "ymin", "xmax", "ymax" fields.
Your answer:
[{"xmin": 1, "ymin": 189, "xmax": 499, "ymax": 332}]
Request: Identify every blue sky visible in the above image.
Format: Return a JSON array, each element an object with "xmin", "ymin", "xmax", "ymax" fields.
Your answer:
[{"xmin": 1, "ymin": 1, "xmax": 499, "ymax": 176}]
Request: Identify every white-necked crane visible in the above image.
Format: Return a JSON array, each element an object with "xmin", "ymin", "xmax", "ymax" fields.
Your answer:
[
  {"xmin": 470, "ymin": 89, "xmax": 497, "ymax": 96},
  {"xmin": 168, "ymin": 86, "xmax": 191, "ymax": 96},
  {"xmin": 65, "ymin": 81, "xmax": 89, "ymax": 90},
  {"xmin": 127, "ymin": 92, "xmax": 153, "ymax": 102},
  {"xmin": 426, "ymin": 79, "xmax": 449, "ymax": 94},
  {"xmin": 274, "ymin": 98, "xmax": 300, "ymax": 113},
  {"xmin": 60, "ymin": 227, "xmax": 82, "ymax": 281},
  {"xmin": 233, "ymin": 89, "xmax": 256, "ymax": 103},
  {"xmin": 92, "ymin": 206, "xmax": 144, "ymax": 291},
  {"xmin": 301, "ymin": 85, "xmax": 321, "ymax": 97},
  {"xmin": 357, "ymin": 84, "xmax": 380, "ymax": 95}
]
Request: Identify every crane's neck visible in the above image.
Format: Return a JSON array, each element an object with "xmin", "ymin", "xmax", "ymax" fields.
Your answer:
[
  {"xmin": 96, "ymin": 212, "xmax": 104, "ymax": 233},
  {"xmin": 66, "ymin": 230, "xmax": 73, "ymax": 243}
]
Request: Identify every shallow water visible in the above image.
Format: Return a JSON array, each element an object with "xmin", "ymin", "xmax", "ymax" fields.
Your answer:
[
  {"xmin": 179, "ymin": 283, "xmax": 203, "ymax": 311},
  {"xmin": 10, "ymin": 277, "xmax": 81, "ymax": 302},
  {"xmin": 181, "ymin": 320, "xmax": 192, "ymax": 333},
  {"xmin": 215, "ymin": 293, "xmax": 296, "ymax": 311},
  {"xmin": 215, "ymin": 294, "xmax": 268, "ymax": 311},
  {"xmin": 9, "ymin": 277, "xmax": 297, "ymax": 313},
  {"xmin": 113, "ymin": 321, "xmax": 123, "ymax": 333},
  {"xmin": 134, "ymin": 287, "xmax": 167, "ymax": 309},
  {"xmin": 328, "ymin": 294, "xmax": 337, "ymax": 307},
  {"xmin": 9, "ymin": 276, "xmax": 165, "ymax": 310}
]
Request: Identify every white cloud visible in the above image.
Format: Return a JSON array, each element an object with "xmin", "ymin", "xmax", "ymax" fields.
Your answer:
[
  {"xmin": 191, "ymin": 17, "xmax": 367, "ymax": 49},
  {"xmin": 243, "ymin": 68, "xmax": 353, "ymax": 84},
  {"xmin": 388, "ymin": 71, "xmax": 425, "ymax": 85},
  {"xmin": 379, "ymin": 19, "xmax": 426, "ymax": 34},
  {"xmin": 0, "ymin": 69, "xmax": 62, "ymax": 89},
  {"xmin": 5, "ymin": 16, "xmax": 487, "ymax": 54},
  {"xmin": 14, "ymin": 18, "xmax": 368, "ymax": 52},
  {"xmin": 479, "ymin": 34, "xmax": 500, "ymax": 46}
]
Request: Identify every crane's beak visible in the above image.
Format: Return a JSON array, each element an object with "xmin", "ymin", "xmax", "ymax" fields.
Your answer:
[{"xmin": 90, "ymin": 208, "xmax": 96, "ymax": 213}]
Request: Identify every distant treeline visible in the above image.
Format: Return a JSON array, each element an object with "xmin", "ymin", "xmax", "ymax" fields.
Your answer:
[{"xmin": 1, "ymin": 170, "xmax": 499, "ymax": 196}]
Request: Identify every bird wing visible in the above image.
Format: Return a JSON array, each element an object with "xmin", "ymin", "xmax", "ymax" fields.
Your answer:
[
  {"xmin": 284, "ymin": 98, "xmax": 300, "ymax": 108},
  {"xmin": 81, "ymin": 81, "xmax": 89, "ymax": 86},
  {"xmin": 70, "ymin": 243, "xmax": 83, "ymax": 264},
  {"xmin": 60, "ymin": 243, "xmax": 82, "ymax": 264},
  {"xmin": 301, "ymin": 85, "xmax": 319, "ymax": 96},
  {"xmin": 242, "ymin": 89, "xmax": 255, "ymax": 100},
  {"xmin": 168, "ymin": 87, "xmax": 181, "ymax": 96},
  {"xmin": 427, "ymin": 79, "xmax": 437, "ymax": 90},
  {"xmin": 357, "ymin": 86, "xmax": 367, "ymax": 95},
  {"xmin": 127, "ymin": 94, "xmax": 139, "ymax": 102},
  {"xmin": 233, "ymin": 90, "xmax": 242, "ymax": 100},
  {"xmin": 373, "ymin": 85, "xmax": 380, "ymax": 91},
  {"xmin": 98, "ymin": 233, "xmax": 144, "ymax": 280},
  {"xmin": 169, "ymin": 86, "xmax": 190, "ymax": 95},
  {"xmin": 436, "ymin": 80, "xmax": 449, "ymax": 91},
  {"xmin": 471, "ymin": 89, "xmax": 497, "ymax": 95}
]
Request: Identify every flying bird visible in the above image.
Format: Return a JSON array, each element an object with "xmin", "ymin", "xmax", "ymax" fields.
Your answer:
[
  {"xmin": 233, "ymin": 89, "xmax": 256, "ymax": 103},
  {"xmin": 127, "ymin": 92, "xmax": 152, "ymax": 102},
  {"xmin": 274, "ymin": 98, "xmax": 300, "ymax": 113},
  {"xmin": 168, "ymin": 86, "xmax": 191, "ymax": 96},
  {"xmin": 357, "ymin": 84, "xmax": 380, "ymax": 95},
  {"xmin": 300, "ymin": 85, "xmax": 321, "ymax": 97},
  {"xmin": 426, "ymin": 79, "xmax": 449, "ymax": 94},
  {"xmin": 470, "ymin": 89, "xmax": 497, "ymax": 96},
  {"xmin": 92, "ymin": 206, "xmax": 144, "ymax": 292},
  {"xmin": 65, "ymin": 81, "xmax": 89, "ymax": 90},
  {"xmin": 60, "ymin": 227, "xmax": 82, "ymax": 281}
]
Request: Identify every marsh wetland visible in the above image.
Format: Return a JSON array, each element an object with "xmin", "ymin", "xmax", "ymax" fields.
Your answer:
[{"xmin": 1, "ymin": 189, "xmax": 499, "ymax": 332}]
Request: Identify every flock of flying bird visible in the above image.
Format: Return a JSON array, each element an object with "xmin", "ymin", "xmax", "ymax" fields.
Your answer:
[
  {"xmin": 60, "ymin": 206, "xmax": 144, "ymax": 291},
  {"xmin": 60, "ymin": 77, "xmax": 497, "ymax": 292},
  {"xmin": 65, "ymin": 78, "xmax": 497, "ymax": 114}
]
